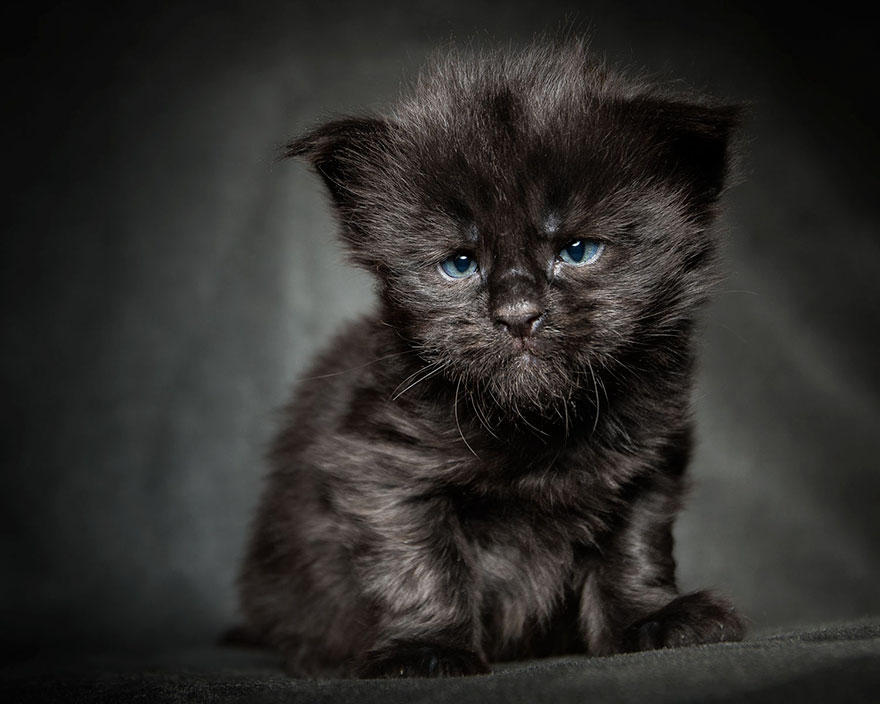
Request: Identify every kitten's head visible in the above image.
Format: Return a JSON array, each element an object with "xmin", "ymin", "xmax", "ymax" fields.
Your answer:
[{"xmin": 288, "ymin": 43, "xmax": 741, "ymax": 413}]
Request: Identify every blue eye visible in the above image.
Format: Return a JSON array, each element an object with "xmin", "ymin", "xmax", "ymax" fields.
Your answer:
[
  {"xmin": 559, "ymin": 239, "xmax": 603, "ymax": 266},
  {"xmin": 439, "ymin": 253, "xmax": 478, "ymax": 279}
]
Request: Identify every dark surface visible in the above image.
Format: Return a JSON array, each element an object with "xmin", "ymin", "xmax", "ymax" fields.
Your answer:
[
  {"xmin": 3, "ymin": 621, "xmax": 879, "ymax": 703},
  {"xmin": 1, "ymin": 0, "xmax": 878, "ymax": 674}
]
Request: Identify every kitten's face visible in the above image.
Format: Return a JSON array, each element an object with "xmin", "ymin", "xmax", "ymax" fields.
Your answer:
[
  {"xmin": 382, "ymin": 146, "xmax": 708, "ymax": 412},
  {"xmin": 287, "ymin": 50, "xmax": 737, "ymax": 413}
]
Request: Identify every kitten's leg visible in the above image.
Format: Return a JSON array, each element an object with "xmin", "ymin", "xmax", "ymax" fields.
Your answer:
[
  {"xmin": 356, "ymin": 641, "xmax": 489, "ymax": 678},
  {"xmin": 351, "ymin": 498, "xmax": 489, "ymax": 678},
  {"xmin": 578, "ymin": 481, "xmax": 745, "ymax": 655},
  {"xmin": 618, "ymin": 589, "xmax": 744, "ymax": 653}
]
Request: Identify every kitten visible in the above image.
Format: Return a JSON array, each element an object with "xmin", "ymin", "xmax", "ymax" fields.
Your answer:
[{"xmin": 238, "ymin": 41, "xmax": 745, "ymax": 678}]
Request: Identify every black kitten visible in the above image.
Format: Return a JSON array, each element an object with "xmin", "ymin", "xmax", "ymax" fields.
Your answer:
[{"xmin": 238, "ymin": 42, "xmax": 745, "ymax": 679}]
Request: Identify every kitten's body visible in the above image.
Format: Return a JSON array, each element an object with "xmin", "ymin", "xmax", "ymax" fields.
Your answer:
[{"xmin": 239, "ymin": 43, "xmax": 744, "ymax": 678}]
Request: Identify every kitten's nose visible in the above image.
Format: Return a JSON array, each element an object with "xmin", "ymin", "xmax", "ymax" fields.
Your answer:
[{"xmin": 493, "ymin": 301, "xmax": 544, "ymax": 339}]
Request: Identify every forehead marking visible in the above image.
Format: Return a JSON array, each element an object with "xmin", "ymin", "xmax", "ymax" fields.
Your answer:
[
  {"xmin": 464, "ymin": 222, "xmax": 480, "ymax": 245},
  {"xmin": 544, "ymin": 211, "xmax": 562, "ymax": 235}
]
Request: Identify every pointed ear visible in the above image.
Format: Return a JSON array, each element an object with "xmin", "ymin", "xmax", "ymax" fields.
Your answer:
[
  {"xmin": 636, "ymin": 98, "xmax": 744, "ymax": 213},
  {"xmin": 284, "ymin": 117, "xmax": 391, "ymax": 208}
]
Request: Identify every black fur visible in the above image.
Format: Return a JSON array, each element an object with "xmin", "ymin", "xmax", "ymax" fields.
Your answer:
[{"xmin": 238, "ymin": 42, "xmax": 745, "ymax": 679}]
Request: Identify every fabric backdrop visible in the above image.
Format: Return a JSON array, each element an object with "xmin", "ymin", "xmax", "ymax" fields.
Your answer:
[{"xmin": 2, "ymin": 0, "xmax": 878, "ymax": 657}]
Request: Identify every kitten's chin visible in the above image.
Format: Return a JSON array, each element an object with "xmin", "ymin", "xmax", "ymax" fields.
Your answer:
[
  {"xmin": 510, "ymin": 350, "xmax": 545, "ymax": 371},
  {"xmin": 480, "ymin": 351, "xmax": 574, "ymax": 414}
]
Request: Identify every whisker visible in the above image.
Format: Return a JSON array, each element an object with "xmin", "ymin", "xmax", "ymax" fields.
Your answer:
[
  {"xmin": 587, "ymin": 357, "xmax": 601, "ymax": 434},
  {"xmin": 469, "ymin": 389, "xmax": 499, "ymax": 440},
  {"xmin": 454, "ymin": 376, "xmax": 481, "ymax": 461},
  {"xmin": 513, "ymin": 398, "xmax": 549, "ymax": 437},
  {"xmin": 388, "ymin": 363, "xmax": 434, "ymax": 400},
  {"xmin": 563, "ymin": 397, "xmax": 570, "ymax": 440},
  {"xmin": 716, "ymin": 288, "xmax": 760, "ymax": 297},
  {"xmin": 596, "ymin": 373, "xmax": 610, "ymax": 405},
  {"xmin": 297, "ymin": 349, "xmax": 418, "ymax": 383},
  {"xmin": 390, "ymin": 360, "xmax": 448, "ymax": 401}
]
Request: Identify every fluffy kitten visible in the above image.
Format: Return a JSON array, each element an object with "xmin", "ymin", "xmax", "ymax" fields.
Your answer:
[{"xmin": 238, "ymin": 42, "xmax": 745, "ymax": 678}]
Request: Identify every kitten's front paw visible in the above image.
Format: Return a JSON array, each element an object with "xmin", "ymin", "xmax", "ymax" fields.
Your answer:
[
  {"xmin": 354, "ymin": 641, "xmax": 489, "ymax": 678},
  {"xmin": 623, "ymin": 590, "xmax": 745, "ymax": 652}
]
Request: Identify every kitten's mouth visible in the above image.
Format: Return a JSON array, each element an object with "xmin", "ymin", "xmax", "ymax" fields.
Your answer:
[{"xmin": 510, "ymin": 337, "xmax": 543, "ymax": 358}]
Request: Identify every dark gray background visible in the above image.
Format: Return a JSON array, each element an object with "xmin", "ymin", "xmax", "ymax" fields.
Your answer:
[{"xmin": 2, "ymin": 1, "xmax": 878, "ymax": 655}]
